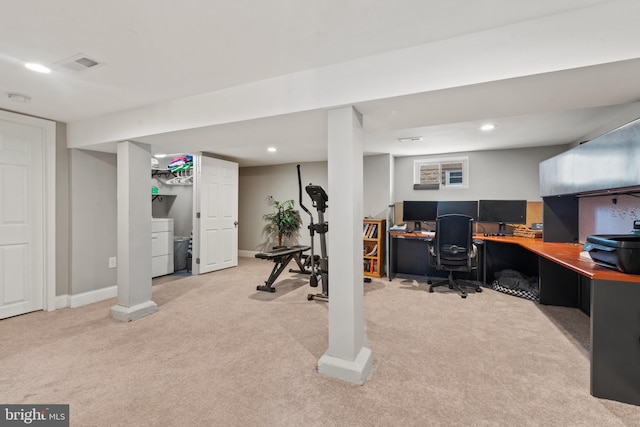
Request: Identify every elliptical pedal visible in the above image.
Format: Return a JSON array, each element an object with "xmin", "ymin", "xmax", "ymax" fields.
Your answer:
[{"xmin": 308, "ymin": 293, "xmax": 328, "ymax": 302}]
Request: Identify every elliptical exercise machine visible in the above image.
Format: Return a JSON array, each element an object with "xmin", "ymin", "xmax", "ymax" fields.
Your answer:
[{"xmin": 297, "ymin": 165, "xmax": 329, "ymax": 302}]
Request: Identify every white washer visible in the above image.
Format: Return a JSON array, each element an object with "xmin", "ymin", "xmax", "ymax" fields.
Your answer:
[{"xmin": 152, "ymin": 218, "xmax": 174, "ymax": 277}]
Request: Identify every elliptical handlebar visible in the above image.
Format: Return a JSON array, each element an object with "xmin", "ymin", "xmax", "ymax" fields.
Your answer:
[
  {"xmin": 296, "ymin": 164, "xmax": 329, "ymax": 301},
  {"xmin": 297, "ymin": 164, "xmax": 313, "ymax": 220}
]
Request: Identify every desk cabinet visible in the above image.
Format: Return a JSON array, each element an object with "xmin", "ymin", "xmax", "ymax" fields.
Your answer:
[
  {"xmin": 591, "ymin": 279, "xmax": 640, "ymax": 405},
  {"xmin": 395, "ymin": 238, "xmax": 429, "ymax": 276},
  {"xmin": 363, "ymin": 218, "xmax": 386, "ymax": 278},
  {"xmin": 389, "ymin": 233, "xmax": 483, "ymax": 283},
  {"xmin": 538, "ymin": 257, "xmax": 581, "ymax": 307}
]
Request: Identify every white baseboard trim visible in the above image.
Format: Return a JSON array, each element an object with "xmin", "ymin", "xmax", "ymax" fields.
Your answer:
[
  {"xmin": 56, "ymin": 285, "xmax": 118, "ymax": 309},
  {"xmin": 55, "ymin": 295, "xmax": 70, "ymax": 310},
  {"xmin": 238, "ymin": 250, "xmax": 258, "ymax": 258}
]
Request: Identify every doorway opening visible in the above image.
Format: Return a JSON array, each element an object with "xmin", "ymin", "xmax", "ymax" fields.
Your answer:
[{"xmin": 152, "ymin": 153, "xmax": 194, "ymax": 279}]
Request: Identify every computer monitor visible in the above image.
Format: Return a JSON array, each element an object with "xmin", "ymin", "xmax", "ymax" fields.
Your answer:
[
  {"xmin": 478, "ymin": 200, "xmax": 527, "ymax": 235},
  {"xmin": 437, "ymin": 201, "xmax": 478, "ymax": 219},
  {"xmin": 402, "ymin": 201, "xmax": 438, "ymax": 231}
]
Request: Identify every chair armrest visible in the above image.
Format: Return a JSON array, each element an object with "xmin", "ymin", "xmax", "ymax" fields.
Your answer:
[
  {"xmin": 427, "ymin": 240, "xmax": 436, "ymax": 267},
  {"xmin": 470, "ymin": 244, "xmax": 477, "ymax": 259},
  {"xmin": 469, "ymin": 244, "xmax": 478, "ymax": 269}
]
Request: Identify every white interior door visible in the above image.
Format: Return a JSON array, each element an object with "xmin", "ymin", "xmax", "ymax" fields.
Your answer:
[
  {"xmin": 0, "ymin": 120, "xmax": 44, "ymax": 319},
  {"xmin": 196, "ymin": 155, "xmax": 238, "ymax": 274}
]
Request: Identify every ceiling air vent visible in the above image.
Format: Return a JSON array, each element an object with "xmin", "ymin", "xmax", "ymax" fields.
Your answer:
[{"xmin": 56, "ymin": 54, "xmax": 102, "ymax": 72}]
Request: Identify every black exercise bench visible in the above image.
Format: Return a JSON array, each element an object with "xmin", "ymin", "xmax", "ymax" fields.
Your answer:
[{"xmin": 255, "ymin": 245, "xmax": 311, "ymax": 292}]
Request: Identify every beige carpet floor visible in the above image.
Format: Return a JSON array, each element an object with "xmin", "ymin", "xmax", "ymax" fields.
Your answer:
[{"xmin": 1, "ymin": 256, "xmax": 640, "ymax": 426}]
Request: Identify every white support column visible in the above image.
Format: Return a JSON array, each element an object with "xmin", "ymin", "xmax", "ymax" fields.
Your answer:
[
  {"xmin": 111, "ymin": 141, "xmax": 157, "ymax": 321},
  {"xmin": 318, "ymin": 106, "xmax": 372, "ymax": 384}
]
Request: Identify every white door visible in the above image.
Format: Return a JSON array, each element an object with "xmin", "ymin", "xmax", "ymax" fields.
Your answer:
[
  {"xmin": 196, "ymin": 155, "xmax": 238, "ymax": 274},
  {"xmin": 0, "ymin": 120, "xmax": 45, "ymax": 319}
]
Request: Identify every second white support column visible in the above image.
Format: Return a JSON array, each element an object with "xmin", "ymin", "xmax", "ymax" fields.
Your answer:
[
  {"xmin": 111, "ymin": 140, "xmax": 157, "ymax": 322},
  {"xmin": 317, "ymin": 106, "xmax": 372, "ymax": 384}
]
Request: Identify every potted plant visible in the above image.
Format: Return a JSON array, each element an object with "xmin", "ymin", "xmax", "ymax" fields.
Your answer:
[{"xmin": 262, "ymin": 196, "xmax": 302, "ymax": 247}]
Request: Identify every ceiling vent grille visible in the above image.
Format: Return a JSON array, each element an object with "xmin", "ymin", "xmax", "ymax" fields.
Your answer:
[{"xmin": 56, "ymin": 54, "xmax": 102, "ymax": 72}]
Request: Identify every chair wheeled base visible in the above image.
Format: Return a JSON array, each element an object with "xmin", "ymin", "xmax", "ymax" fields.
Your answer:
[{"xmin": 427, "ymin": 271, "xmax": 482, "ymax": 299}]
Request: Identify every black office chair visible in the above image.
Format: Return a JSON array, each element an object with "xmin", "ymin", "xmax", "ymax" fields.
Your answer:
[{"xmin": 427, "ymin": 214, "xmax": 482, "ymax": 298}]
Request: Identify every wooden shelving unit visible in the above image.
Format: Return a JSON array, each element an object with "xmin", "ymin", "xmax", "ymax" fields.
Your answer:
[{"xmin": 363, "ymin": 218, "xmax": 386, "ymax": 278}]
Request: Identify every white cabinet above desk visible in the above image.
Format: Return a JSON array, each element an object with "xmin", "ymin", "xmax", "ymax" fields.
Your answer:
[{"xmin": 152, "ymin": 218, "xmax": 174, "ymax": 277}]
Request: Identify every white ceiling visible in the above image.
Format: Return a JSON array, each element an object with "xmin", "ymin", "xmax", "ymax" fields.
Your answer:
[{"xmin": 2, "ymin": 0, "xmax": 640, "ymax": 166}]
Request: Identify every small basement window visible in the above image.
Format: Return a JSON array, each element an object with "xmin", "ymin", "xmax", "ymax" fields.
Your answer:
[
  {"xmin": 445, "ymin": 168, "xmax": 463, "ymax": 187},
  {"xmin": 413, "ymin": 156, "xmax": 468, "ymax": 190}
]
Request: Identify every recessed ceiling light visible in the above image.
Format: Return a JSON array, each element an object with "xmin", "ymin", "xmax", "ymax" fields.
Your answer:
[
  {"xmin": 398, "ymin": 136, "xmax": 423, "ymax": 143},
  {"xmin": 8, "ymin": 93, "xmax": 31, "ymax": 103},
  {"xmin": 480, "ymin": 123, "xmax": 496, "ymax": 131},
  {"xmin": 25, "ymin": 62, "xmax": 51, "ymax": 74},
  {"xmin": 267, "ymin": 147, "xmax": 277, "ymax": 153},
  {"xmin": 154, "ymin": 154, "xmax": 167, "ymax": 158}
]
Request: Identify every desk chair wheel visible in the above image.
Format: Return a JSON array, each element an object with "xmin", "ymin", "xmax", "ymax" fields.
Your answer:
[{"xmin": 476, "ymin": 286, "xmax": 483, "ymax": 293}]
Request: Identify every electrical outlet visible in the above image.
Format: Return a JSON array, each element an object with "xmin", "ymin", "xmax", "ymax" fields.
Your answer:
[{"xmin": 108, "ymin": 257, "xmax": 117, "ymax": 269}]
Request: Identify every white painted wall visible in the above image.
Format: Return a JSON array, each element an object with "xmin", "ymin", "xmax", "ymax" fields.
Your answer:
[
  {"xmin": 239, "ymin": 161, "xmax": 328, "ymax": 253},
  {"xmin": 239, "ymin": 156, "xmax": 394, "ymax": 254},
  {"xmin": 55, "ymin": 123, "xmax": 70, "ymax": 297},
  {"xmin": 364, "ymin": 154, "xmax": 392, "ymax": 219},
  {"xmin": 61, "ymin": 143, "xmax": 567, "ymax": 296},
  {"xmin": 165, "ymin": 186, "xmax": 193, "ymax": 239},
  {"xmin": 69, "ymin": 149, "xmax": 117, "ymax": 295},
  {"xmin": 237, "ymin": 145, "xmax": 565, "ymax": 253},
  {"xmin": 393, "ymin": 145, "xmax": 567, "ymax": 204},
  {"xmin": 57, "ymin": 138, "xmax": 633, "ymax": 303}
]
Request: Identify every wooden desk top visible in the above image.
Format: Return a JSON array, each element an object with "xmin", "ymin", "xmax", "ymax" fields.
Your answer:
[
  {"xmin": 389, "ymin": 231, "xmax": 640, "ymax": 282},
  {"xmin": 390, "ymin": 231, "xmax": 435, "ymax": 239},
  {"xmin": 477, "ymin": 235, "xmax": 640, "ymax": 283}
]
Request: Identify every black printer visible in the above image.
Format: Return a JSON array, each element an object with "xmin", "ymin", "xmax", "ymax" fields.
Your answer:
[{"xmin": 583, "ymin": 234, "xmax": 640, "ymax": 274}]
